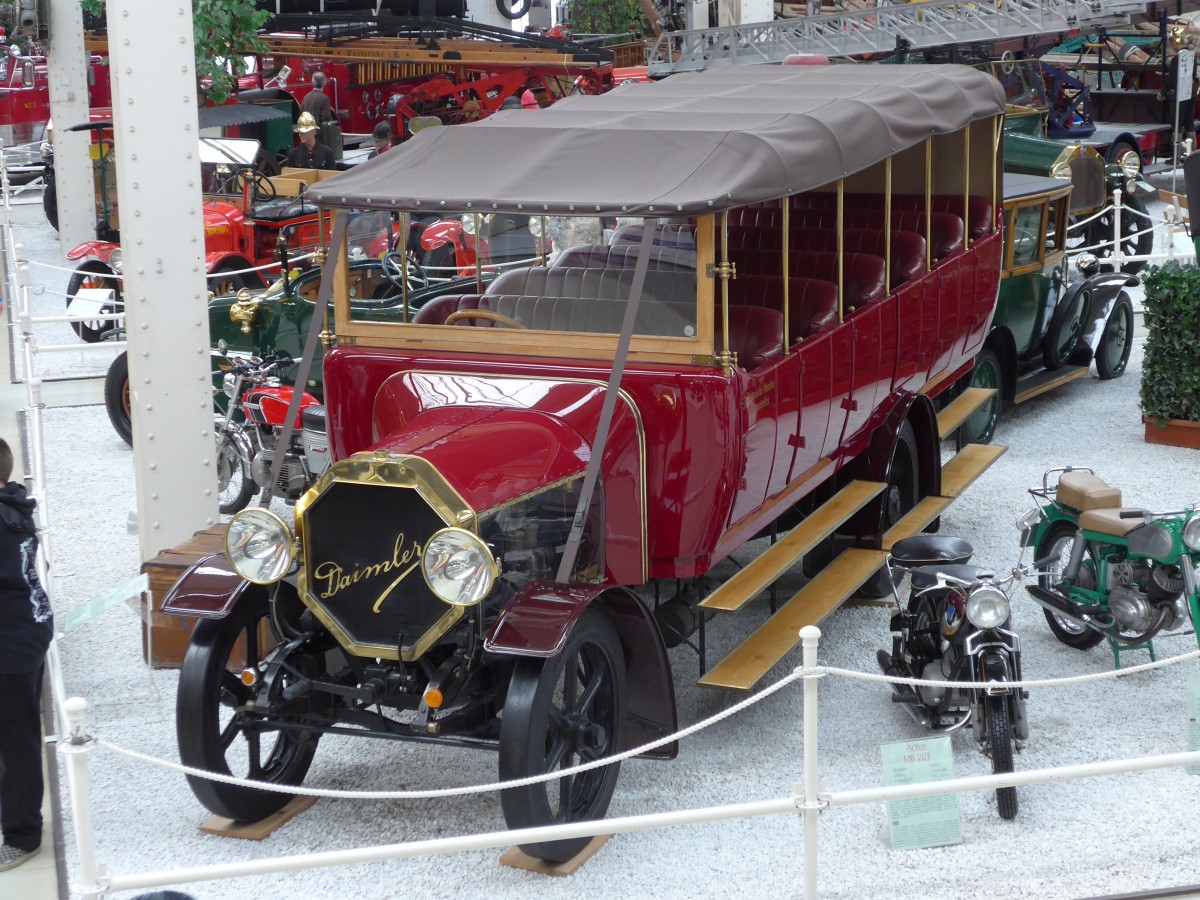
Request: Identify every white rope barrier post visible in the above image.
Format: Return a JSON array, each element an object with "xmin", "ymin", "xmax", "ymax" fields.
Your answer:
[
  {"xmin": 800, "ymin": 625, "xmax": 822, "ymax": 900},
  {"xmin": 1111, "ymin": 187, "xmax": 1124, "ymax": 272},
  {"xmin": 60, "ymin": 697, "xmax": 104, "ymax": 899}
]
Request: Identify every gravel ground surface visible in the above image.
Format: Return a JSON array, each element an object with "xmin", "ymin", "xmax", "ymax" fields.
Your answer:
[{"xmin": 8, "ymin": 183, "xmax": 1200, "ymax": 900}]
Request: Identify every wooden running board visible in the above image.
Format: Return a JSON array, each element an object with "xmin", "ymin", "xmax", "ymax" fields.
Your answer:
[
  {"xmin": 698, "ymin": 548, "xmax": 889, "ymax": 691},
  {"xmin": 936, "ymin": 387, "xmax": 997, "ymax": 439},
  {"xmin": 1014, "ymin": 365, "xmax": 1089, "ymax": 405},
  {"xmin": 700, "ymin": 480, "xmax": 885, "ymax": 613},
  {"xmin": 696, "ymin": 440, "xmax": 1008, "ymax": 691}
]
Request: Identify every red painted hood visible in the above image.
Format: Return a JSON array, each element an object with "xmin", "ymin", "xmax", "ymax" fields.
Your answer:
[{"xmin": 369, "ymin": 372, "xmax": 606, "ymax": 512}]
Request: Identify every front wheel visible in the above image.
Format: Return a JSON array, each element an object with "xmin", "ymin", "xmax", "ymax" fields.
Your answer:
[
  {"xmin": 1095, "ymin": 294, "xmax": 1134, "ymax": 380},
  {"xmin": 1088, "ymin": 192, "xmax": 1153, "ymax": 275},
  {"xmin": 984, "ymin": 694, "xmax": 1018, "ymax": 820},
  {"xmin": 65, "ymin": 261, "xmax": 122, "ymax": 343},
  {"xmin": 1036, "ymin": 521, "xmax": 1105, "ymax": 649},
  {"xmin": 216, "ymin": 421, "xmax": 255, "ymax": 514},
  {"xmin": 104, "ymin": 351, "xmax": 133, "ymax": 446},
  {"xmin": 176, "ymin": 593, "xmax": 319, "ymax": 822},
  {"xmin": 499, "ymin": 609, "xmax": 626, "ymax": 864},
  {"xmin": 43, "ymin": 172, "xmax": 58, "ymax": 231}
]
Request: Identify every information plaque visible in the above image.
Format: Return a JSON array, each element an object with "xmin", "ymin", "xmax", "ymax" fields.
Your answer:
[{"xmin": 881, "ymin": 736, "xmax": 963, "ymax": 850}]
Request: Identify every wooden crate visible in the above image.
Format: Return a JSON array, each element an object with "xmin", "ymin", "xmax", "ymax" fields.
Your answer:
[{"xmin": 141, "ymin": 524, "xmax": 228, "ymax": 669}]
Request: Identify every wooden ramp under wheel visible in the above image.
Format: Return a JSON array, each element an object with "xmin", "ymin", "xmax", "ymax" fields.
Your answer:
[{"xmin": 697, "ymin": 433, "xmax": 1008, "ymax": 692}]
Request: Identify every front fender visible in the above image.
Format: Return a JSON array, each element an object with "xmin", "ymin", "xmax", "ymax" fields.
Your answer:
[
  {"xmin": 486, "ymin": 580, "xmax": 678, "ymax": 759},
  {"xmin": 66, "ymin": 240, "xmax": 118, "ymax": 265},
  {"xmin": 1071, "ymin": 272, "xmax": 1138, "ymax": 354},
  {"xmin": 160, "ymin": 552, "xmax": 254, "ymax": 619}
]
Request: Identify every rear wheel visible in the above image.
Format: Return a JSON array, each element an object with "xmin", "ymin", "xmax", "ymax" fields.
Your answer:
[
  {"xmin": 1036, "ymin": 522, "xmax": 1104, "ymax": 649},
  {"xmin": 859, "ymin": 421, "xmax": 920, "ymax": 598},
  {"xmin": 216, "ymin": 422, "xmax": 255, "ymax": 515},
  {"xmin": 176, "ymin": 593, "xmax": 319, "ymax": 821},
  {"xmin": 1095, "ymin": 294, "xmax": 1133, "ymax": 380},
  {"xmin": 43, "ymin": 172, "xmax": 58, "ymax": 231},
  {"xmin": 499, "ymin": 609, "xmax": 626, "ymax": 863},
  {"xmin": 960, "ymin": 348, "xmax": 1002, "ymax": 444},
  {"xmin": 985, "ymin": 694, "xmax": 1018, "ymax": 820},
  {"xmin": 208, "ymin": 262, "xmax": 249, "ymax": 297},
  {"xmin": 66, "ymin": 261, "xmax": 122, "ymax": 343}
]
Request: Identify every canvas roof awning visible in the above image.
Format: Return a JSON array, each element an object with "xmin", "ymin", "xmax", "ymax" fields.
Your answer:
[{"xmin": 308, "ymin": 64, "xmax": 1005, "ymax": 217}]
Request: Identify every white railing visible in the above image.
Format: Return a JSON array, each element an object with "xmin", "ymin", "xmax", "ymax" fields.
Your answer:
[
  {"xmin": 1068, "ymin": 186, "xmax": 1196, "ymax": 272},
  {"xmin": 46, "ymin": 625, "xmax": 1200, "ymax": 899}
]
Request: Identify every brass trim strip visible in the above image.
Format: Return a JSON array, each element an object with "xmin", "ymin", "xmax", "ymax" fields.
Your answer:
[
  {"xmin": 782, "ymin": 200, "xmax": 791, "ymax": 346},
  {"xmin": 924, "ymin": 138, "xmax": 932, "ymax": 270},
  {"xmin": 964, "ymin": 125, "xmax": 971, "ymax": 250},
  {"xmin": 837, "ymin": 180, "xmax": 844, "ymax": 324},
  {"xmin": 884, "ymin": 157, "xmax": 892, "ymax": 293}
]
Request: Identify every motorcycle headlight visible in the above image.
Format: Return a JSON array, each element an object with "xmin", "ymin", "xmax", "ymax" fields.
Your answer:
[
  {"xmin": 108, "ymin": 248, "xmax": 122, "ymax": 272},
  {"xmin": 421, "ymin": 527, "xmax": 497, "ymax": 607},
  {"xmin": 1183, "ymin": 516, "xmax": 1200, "ymax": 552},
  {"xmin": 225, "ymin": 509, "xmax": 295, "ymax": 585},
  {"xmin": 965, "ymin": 585, "xmax": 1009, "ymax": 630}
]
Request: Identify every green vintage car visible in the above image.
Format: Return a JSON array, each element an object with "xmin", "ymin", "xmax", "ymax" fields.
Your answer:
[
  {"xmin": 103, "ymin": 256, "xmax": 455, "ymax": 444},
  {"xmin": 961, "ymin": 173, "xmax": 1136, "ymax": 444}
]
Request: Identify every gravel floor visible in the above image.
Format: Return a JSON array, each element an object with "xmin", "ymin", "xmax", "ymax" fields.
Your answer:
[{"xmin": 8, "ymin": 184, "xmax": 1200, "ymax": 900}]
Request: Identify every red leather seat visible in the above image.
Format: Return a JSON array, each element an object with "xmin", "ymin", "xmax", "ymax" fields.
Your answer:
[
  {"xmin": 727, "ymin": 274, "xmax": 838, "ymax": 339},
  {"xmin": 725, "ymin": 305, "xmax": 784, "ymax": 369},
  {"xmin": 731, "ymin": 249, "xmax": 885, "ymax": 309}
]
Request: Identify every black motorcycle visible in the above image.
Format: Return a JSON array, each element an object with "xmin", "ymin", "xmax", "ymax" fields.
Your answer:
[{"xmin": 876, "ymin": 534, "xmax": 1032, "ymax": 820}]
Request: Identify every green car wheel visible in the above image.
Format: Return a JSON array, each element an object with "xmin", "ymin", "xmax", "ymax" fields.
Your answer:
[
  {"xmin": 960, "ymin": 348, "xmax": 1002, "ymax": 444},
  {"xmin": 1096, "ymin": 294, "xmax": 1134, "ymax": 380}
]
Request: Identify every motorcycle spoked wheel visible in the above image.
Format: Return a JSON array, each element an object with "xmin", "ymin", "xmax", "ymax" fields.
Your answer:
[
  {"xmin": 215, "ymin": 422, "xmax": 255, "ymax": 514},
  {"xmin": 1036, "ymin": 522, "xmax": 1105, "ymax": 649},
  {"xmin": 498, "ymin": 609, "xmax": 626, "ymax": 864},
  {"xmin": 984, "ymin": 694, "xmax": 1018, "ymax": 820},
  {"xmin": 176, "ymin": 592, "xmax": 320, "ymax": 822}
]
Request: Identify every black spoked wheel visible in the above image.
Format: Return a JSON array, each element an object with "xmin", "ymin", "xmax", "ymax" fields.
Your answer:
[
  {"xmin": 176, "ymin": 592, "xmax": 319, "ymax": 822},
  {"xmin": 1095, "ymin": 294, "xmax": 1134, "ymax": 380},
  {"xmin": 216, "ymin": 421, "xmax": 255, "ymax": 515},
  {"xmin": 104, "ymin": 351, "xmax": 133, "ymax": 446},
  {"xmin": 66, "ymin": 261, "xmax": 122, "ymax": 343},
  {"xmin": 1041, "ymin": 289, "xmax": 1088, "ymax": 371},
  {"xmin": 859, "ymin": 421, "xmax": 921, "ymax": 598},
  {"xmin": 1036, "ymin": 522, "xmax": 1104, "ymax": 649},
  {"xmin": 960, "ymin": 348, "xmax": 1002, "ymax": 444},
  {"xmin": 381, "ymin": 251, "xmax": 430, "ymax": 293},
  {"xmin": 208, "ymin": 262, "xmax": 249, "ymax": 298},
  {"xmin": 1088, "ymin": 192, "xmax": 1153, "ymax": 275},
  {"xmin": 499, "ymin": 609, "xmax": 626, "ymax": 864},
  {"xmin": 985, "ymin": 694, "xmax": 1018, "ymax": 820},
  {"xmin": 43, "ymin": 172, "xmax": 58, "ymax": 231}
]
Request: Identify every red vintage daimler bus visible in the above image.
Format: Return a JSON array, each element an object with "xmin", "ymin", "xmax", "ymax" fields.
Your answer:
[{"xmin": 162, "ymin": 64, "xmax": 1007, "ymax": 863}]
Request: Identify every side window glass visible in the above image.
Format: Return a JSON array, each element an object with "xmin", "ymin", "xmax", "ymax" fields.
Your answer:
[
  {"xmin": 1011, "ymin": 204, "xmax": 1042, "ymax": 267},
  {"xmin": 1045, "ymin": 199, "xmax": 1062, "ymax": 253}
]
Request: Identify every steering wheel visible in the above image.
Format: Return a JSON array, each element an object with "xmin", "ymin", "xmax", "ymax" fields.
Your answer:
[
  {"xmin": 382, "ymin": 250, "xmax": 429, "ymax": 291},
  {"xmin": 249, "ymin": 171, "xmax": 277, "ymax": 202},
  {"xmin": 444, "ymin": 309, "xmax": 526, "ymax": 329}
]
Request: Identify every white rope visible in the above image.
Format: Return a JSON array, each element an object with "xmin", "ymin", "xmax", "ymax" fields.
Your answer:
[
  {"xmin": 90, "ymin": 667, "xmax": 813, "ymax": 799},
  {"xmin": 81, "ymin": 643, "xmax": 1200, "ymax": 800}
]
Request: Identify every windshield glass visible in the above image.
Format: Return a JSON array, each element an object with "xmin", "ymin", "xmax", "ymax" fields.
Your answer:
[{"xmin": 346, "ymin": 213, "xmax": 700, "ymax": 340}]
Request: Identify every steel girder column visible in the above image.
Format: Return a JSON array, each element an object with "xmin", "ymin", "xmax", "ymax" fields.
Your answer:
[
  {"xmin": 106, "ymin": 1, "xmax": 218, "ymax": 560},
  {"xmin": 46, "ymin": 0, "xmax": 94, "ymax": 250}
]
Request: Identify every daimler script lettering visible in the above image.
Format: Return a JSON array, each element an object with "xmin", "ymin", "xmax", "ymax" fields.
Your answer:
[{"xmin": 313, "ymin": 533, "xmax": 423, "ymax": 614}]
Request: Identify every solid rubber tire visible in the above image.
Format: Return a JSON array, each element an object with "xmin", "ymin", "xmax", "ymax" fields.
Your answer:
[
  {"xmin": 498, "ymin": 609, "xmax": 626, "ymax": 863},
  {"xmin": 176, "ymin": 593, "xmax": 318, "ymax": 822},
  {"xmin": 65, "ymin": 261, "xmax": 121, "ymax": 343}
]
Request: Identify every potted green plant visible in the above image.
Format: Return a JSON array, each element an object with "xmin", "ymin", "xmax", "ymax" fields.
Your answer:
[{"xmin": 1139, "ymin": 260, "xmax": 1200, "ymax": 448}]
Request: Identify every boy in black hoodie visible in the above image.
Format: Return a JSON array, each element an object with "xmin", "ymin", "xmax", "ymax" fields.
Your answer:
[{"xmin": 0, "ymin": 437, "xmax": 52, "ymax": 872}]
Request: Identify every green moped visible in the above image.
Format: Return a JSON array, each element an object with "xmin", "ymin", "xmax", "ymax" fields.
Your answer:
[{"xmin": 1020, "ymin": 467, "xmax": 1200, "ymax": 658}]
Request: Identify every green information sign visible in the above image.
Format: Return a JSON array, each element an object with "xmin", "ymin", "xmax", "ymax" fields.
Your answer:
[
  {"xmin": 1188, "ymin": 675, "xmax": 1200, "ymax": 776},
  {"xmin": 881, "ymin": 735, "xmax": 963, "ymax": 851}
]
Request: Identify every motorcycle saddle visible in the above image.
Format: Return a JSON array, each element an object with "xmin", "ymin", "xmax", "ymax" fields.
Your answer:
[
  {"xmin": 910, "ymin": 563, "xmax": 994, "ymax": 590},
  {"xmin": 1078, "ymin": 507, "xmax": 1146, "ymax": 536},
  {"xmin": 1057, "ymin": 471, "xmax": 1121, "ymax": 511},
  {"xmin": 890, "ymin": 534, "xmax": 973, "ymax": 568}
]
